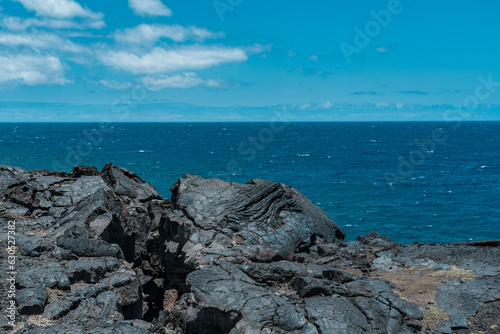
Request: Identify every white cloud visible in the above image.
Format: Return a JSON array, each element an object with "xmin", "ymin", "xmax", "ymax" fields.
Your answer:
[
  {"xmin": 376, "ymin": 46, "xmax": 388, "ymax": 53},
  {"xmin": 99, "ymin": 46, "xmax": 248, "ymax": 74},
  {"xmin": 396, "ymin": 103, "xmax": 404, "ymax": 109},
  {"xmin": 13, "ymin": 0, "xmax": 103, "ymax": 20},
  {"xmin": 245, "ymin": 43, "xmax": 272, "ymax": 55},
  {"xmin": 128, "ymin": 0, "xmax": 172, "ymax": 17},
  {"xmin": 308, "ymin": 55, "xmax": 318, "ymax": 62},
  {"xmin": 319, "ymin": 101, "xmax": 333, "ymax": 109},
  {"xmin": 99, "ymin": 80, "xmax": 134, "ymax": 90},
  {"xmin": 288, "ymin": 49, "xmax": 296, "ymax": 57},
  {"xmin": 142, "ymin": 72, "xmax": 221, "ymax": 90},
  {"xmin": 0, "ymin": 54, "xmax": 67, "ymax": 86},
  {"xmin": 113, "ymin": 24, "xmax": 221, "ymax": 46},
  {"xmin": 1, "ymin": 15, "xmax": 104, "ymax": 30},
  {"xmin": 0, "ymin": 31, "xmax": 88, "ymax": 53}
]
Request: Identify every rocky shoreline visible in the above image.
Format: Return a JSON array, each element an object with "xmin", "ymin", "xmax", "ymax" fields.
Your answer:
[{"xmin": 0, "ymin": 164, "xmax": 499, "ymax": 334}]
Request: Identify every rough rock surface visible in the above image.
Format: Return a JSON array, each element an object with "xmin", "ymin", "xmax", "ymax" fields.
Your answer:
[{"xmin": 0, "ymin": 164, "xmax": 498, "ymax": 333}]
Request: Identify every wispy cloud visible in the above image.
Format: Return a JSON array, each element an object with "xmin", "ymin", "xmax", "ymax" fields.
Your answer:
[
  {"xmin": 308, "ymin": 55, "xmax": 318, "ymax": 62},
  {"xmin": 1, "ymin": 15, "xmax": 104, "ymax": 30},
  {"xmin": 398, "ymin": 90, "xmax": 428, "ymax": 95},
  {"xmin": 0, "ymin": 54, "xmax": 68, "ymax": 86},
  {"xmin": 99, "ymin": 80, "xmax": 134, "ymax": 90},
  {"xmin": 349, "ymin": 91, "xmax": 381, "ymax": 95},
  {"xmin": 376, "ymin": 46, "xmax": 388, "ymax": 53},
  {"xmin": 128, "ymin": 0, "xmax": 172, "ymax": 17},
  {"xmin": 142, "ymin": 72, "xmax": 222, "ymax": 90},
  {"xmin": 0, "ymin": 31, "xmax": 88, "ymax": 53},
  {"xmin": 13, "ymin": 0, "xmax": 103, "ymax": 20},
  {"xmin": 98, "ymin": 46, "xmax": 248, "ymax": 74},
  {"xmin": 113, "ymin": 24, "xmax": 222, "ymax": 46},
  {"xmin": 318, "ymin": 100, "xmax": 333, "ymax": 109}
]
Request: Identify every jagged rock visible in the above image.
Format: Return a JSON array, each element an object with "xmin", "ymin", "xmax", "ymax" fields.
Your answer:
[
  {"xmin": 69, "ymin": 165, "xmax": 100, "ymax": 177},
  {"xmin": 64, "ymin": 258, "xmax": 121, "ymax": 284},
  {"xmin": 65, "ymin": 291, "xmax": 123, "ymax": 321},
  {"xmin": 357, "ymin": 231, "xmax": 398, "ymax": 248},
  {"xmin": 57, "ymin": 225, "xmax": 123, "ymax": 259},
  {"xmin": 168, "ymin": 174, "xmax": 345, "ymax": 270},
  {"xmin": 43, "ymin": 289, "xmax": 88, "ymax": 320},
  {"xmin": 101, "ymin": 164, "xmax": 161, "ymax": 202},
  {"xmin": 435, "ymin": 278, "xmax": 500, "ymax": 332},
  {"xmin": 1, "ymin": 164, "xmax": 499, "ymax": 334},
  {"xmin": 374, "ymin": 241, "xmax": 500, "ymax": 276},
  {"xmin": 18, "ymin": 264, "xmax": 71, "ymax": 290},
  {"xmin": 16, "ymin": 234, "xmax": 55, "ymax": 257},
  {"xmin": 0, "ymin": 313, "xmax": 12, "ymax": 330},
  {"xmin": 16, "ymin": 288, "xmax": 49, "ymax": 315}
]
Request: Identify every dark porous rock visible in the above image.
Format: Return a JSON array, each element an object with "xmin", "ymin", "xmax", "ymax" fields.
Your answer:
[
  {"xmin": 183, "ymin": 261, "xmax": 421, "ymax": 333},
  {"xmin": 1, "ymin": 164, "xmax": 499, "ymax": 333},
  {"xmin": 64, "ymin": 257, "xmax": 121, "ymax": 284},
  {"xmin": 16, "ymin": 233, "xmax": 55, "ymax": 257},
  {"xmin": 170, "ymin": 174, "xmax": 345, "ymax": 267},
  {"xmin": 16, "ymin": 287, "xmax": 49, "ymax": 315},
  {"xmin": 373, "ymin": 241, "xmax": 500, "ymax": 276},
  {"xmin": 18, "ymin": 264, "xmax": 71, "ymax": 290},
  {"xmin": 0, "ymin": 312, "xmax": 12, "ymax": 330},
  {"xmin": 69, "ymin": 165, "xmax": 100, "ymax": 177},
  {"xmin": 43, "ymin": 289, "xmax": 87, "ymax": 320},
  {"xmin": 435, "ymin": 278, "xmax": 500, "ymax": 333},
  {"xmin": 357, "ymin": 231, "xmax": 398, "ymax": 249},
  {"xmin": 57, "ymin": 225, "xmax": 123, "ymax": 259},
  {"xmin": 101, "ymin": 164, "xmax": 162, "ymax": 202},
  {"xmin": 21, "ymin": 320, "xmax": 151, "ymax": 334},
  {"xmin": 65, "ymin": 291, "xmax": 123, "ymax": 321}
]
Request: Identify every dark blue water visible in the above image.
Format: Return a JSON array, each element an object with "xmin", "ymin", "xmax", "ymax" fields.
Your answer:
[{"xmin": 1, "ymin": 122, "xmax": 499, "ymax": 244}]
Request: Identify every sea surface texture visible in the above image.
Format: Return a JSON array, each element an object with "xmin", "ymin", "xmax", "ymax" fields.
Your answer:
[{"xmin": 1, "ymin": 122, "xmax": 498, "ymax": 244}]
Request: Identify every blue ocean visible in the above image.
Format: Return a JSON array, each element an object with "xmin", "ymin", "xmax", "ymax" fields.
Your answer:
[{"xmin": 1, "ymin": 122, "xmax": 498, "ymax": 244}]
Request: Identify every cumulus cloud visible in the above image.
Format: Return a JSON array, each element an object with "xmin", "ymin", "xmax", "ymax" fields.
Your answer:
[
  {"xmin": 0, "ymin": 31, "xmax": 88, "ymax": 53},
  {"xmin": 13, "ymin": 0, "xmax": 103, "ymax": 20},
  {"xmin": 128, "ymin": 0, "xmax": 172, "ymax": 17},
  {"xmin": 0, "ymin": 54, "xmax": 67, "ymax": 86},
  {"xmin": 99, "ymin": 46, "xmax": 248, "ymax": 74},
  {"xmin": 113, "ymin": 24, "xmax": 222, "ymax": 46},
  {"xmin": 142, "ymin": 72, "xmax": 221, "ymax": 90}
]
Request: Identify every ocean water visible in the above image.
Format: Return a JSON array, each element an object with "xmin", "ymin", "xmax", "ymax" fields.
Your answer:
[{"xmin": 1, "ymin": 122, "xmax": 498, "ymax": 244}]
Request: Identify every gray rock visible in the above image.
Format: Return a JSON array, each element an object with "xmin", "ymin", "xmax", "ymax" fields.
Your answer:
[
  {"xmin": 171, "ymin": 174, "xmax": 345, "ymax": 265},
  {"xmin": 16, "ymin": 288, "xmax": 49, "ymax": 315},
  {"xmin": 64, "ymin": 258, "xmax": 121, "ymax": 284},
  {"xmin": 101, "ymin": 164, "xmax": 161, "ymax": 202},
  {"xmin": 57, "ymin": 225, "xmax": 123, "ymax": 259},
  {"xmin": 435, "ymin": 278, "xmax": 500, "ymax": 331},
  {"xmin": 18, "ymin": 265, "xmax": 71, "ymax": 290}
]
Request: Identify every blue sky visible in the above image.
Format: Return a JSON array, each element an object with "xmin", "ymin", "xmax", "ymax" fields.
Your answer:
[{"xmin": 0, "ymin": 0, "xmax": 499, "ymax": 121}]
